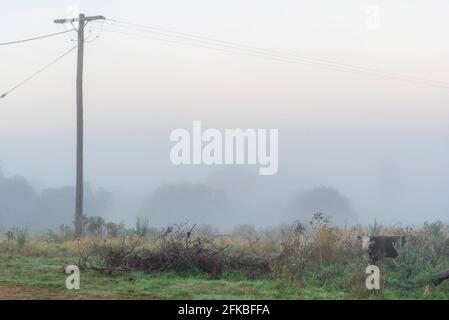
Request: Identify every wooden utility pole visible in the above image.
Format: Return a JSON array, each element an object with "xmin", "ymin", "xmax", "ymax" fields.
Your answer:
[{"xmin": 54, "ymin": 14, "xmax": 105, "ymax": 238}]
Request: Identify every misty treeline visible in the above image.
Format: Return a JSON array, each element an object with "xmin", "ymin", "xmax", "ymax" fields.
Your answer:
[
  {"xmin": 0, "ymin": 169, "xmax": 111, "ymax": 230},
  {"xmin": 0, "ymin": 167, "xmax": 356, "ymax": 231}
]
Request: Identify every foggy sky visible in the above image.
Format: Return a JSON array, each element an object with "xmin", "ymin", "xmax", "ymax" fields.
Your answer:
[{"xmin": 1, "ymin": 1, "xmax": 449, "ymax": 229}]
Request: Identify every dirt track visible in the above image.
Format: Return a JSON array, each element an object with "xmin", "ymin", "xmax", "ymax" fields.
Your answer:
[{"xmin": 0, "ymin": 286, "xmax": 120, "ymax": 300}]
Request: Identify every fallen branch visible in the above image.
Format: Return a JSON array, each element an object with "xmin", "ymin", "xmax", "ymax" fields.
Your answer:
[
  {"xmin": 434, "ymin": 268, "xmax": 449, "ymax": 285},
  {"xmin": 85, "ymin": 266, "xmax": 135, "ymax": 273}
]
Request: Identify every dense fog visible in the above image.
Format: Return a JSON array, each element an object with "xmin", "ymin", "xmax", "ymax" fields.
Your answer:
[
  {"xmin": 1, "ymin": 145, "xmax": 448, "ymax": 231},
  {"xmin": 1, "ymin": 1, "xmax": 448, "ymax": 231}
]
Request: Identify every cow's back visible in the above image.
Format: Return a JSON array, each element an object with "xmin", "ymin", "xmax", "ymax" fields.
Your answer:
[{"xmin": 368, "ymin": 235, "xmax": 400, "ymax": 263}]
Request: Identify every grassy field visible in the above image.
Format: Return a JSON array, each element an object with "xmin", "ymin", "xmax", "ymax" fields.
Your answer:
[
  {"xmin": 1, "ymin": 242, "xmax": 449, "ymax": 300},
  {"xmin": 0, "ymin": 253, "xmax": 448, "ymax": 300}
]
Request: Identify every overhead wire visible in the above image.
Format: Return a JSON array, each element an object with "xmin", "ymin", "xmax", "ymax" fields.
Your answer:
[
  {"xmin": 98, "ymin": 27, "xmax": 366, "ymax": 73},
  {"xmin": 96, "ymin": 19, "xmax": 449, "ymax": 89},
  {"xmin": 0, "ymin": 29, "xmax": 75, "ymax": 46},
  {"xmin": 1, "ymin": 46, "xmax": 77, "ymax": 99},
  {"xmin": 1, "ymin": 21, "xmax": 106, "ymax": 100}
]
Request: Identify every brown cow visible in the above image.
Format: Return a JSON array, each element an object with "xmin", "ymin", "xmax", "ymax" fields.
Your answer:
[{"xmin": 362, "ymin": 235, "xmax": 401, "ymax": 264}]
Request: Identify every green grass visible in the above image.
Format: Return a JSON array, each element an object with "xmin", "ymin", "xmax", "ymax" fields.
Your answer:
[{"xmin": 1, "ymin": 250, "xmax": 448, "ymax": 299}]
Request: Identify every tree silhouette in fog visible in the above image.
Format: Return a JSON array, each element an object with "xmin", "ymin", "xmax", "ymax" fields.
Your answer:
[
  {"xmin": 0, "ymin": 169, "xmax": 38, "ymax": 228},
  {"xmin": 139, "ymin": 183, "xmax": 229, "ymax": 226},
  {"xmin": 0, "ymin": 168, "xmax": 112, "ymax": 231},
  {"xmin": 286, "ymin": 186, "xmax": 357, "ymax": 225}
]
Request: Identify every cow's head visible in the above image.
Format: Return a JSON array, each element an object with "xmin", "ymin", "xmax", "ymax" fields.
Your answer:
[{"xmin": 362, "ymin": 235, "xmax": 370, "ymax": 250}]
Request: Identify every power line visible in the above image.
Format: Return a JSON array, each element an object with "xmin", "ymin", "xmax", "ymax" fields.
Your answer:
[
  {"xmin": 1, "ymin": 46, "xmax": 77, "ymax": 99},
  {"xmin": 0, "ymin": 29, "xmax": 75, "ymax": 46},
  {"xmin": 96, "ymin": 23, "xmax": 449, "ymax": 89},
  {"xmin": 99, "ymin": 27, "xmax": 359, "ymax": 72},
  {"xmin": 104, "ymin": 19, "xmax": 449, "ymax": 88},
  {"xmin": 105, "ymin": 19, "xmax": 449, "ymax": 87}
]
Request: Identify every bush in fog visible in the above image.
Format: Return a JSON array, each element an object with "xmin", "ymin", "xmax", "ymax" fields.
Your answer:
[
  {"xmin": 286, "ymin": 186, "xmax": 357, "ymax": 225},
  {"xmin": 422, "ymin": 221, "xmax": 449, "ymax": 264},
  {"xmin": 275, "ymin": 220, "xmax": 312, "ymax": 287},
  {"xmin": 139, "ymin": 183, "xmax": 229, "ymax": 226},
  {"xmin": 393, "ymin": 222, "xmax": 449, "ymax": 284},
  {"xmin": 77, "ymin": 223, "xmax": 271, "ymax": 278},
  {"xmin": 106, "ymin": 221, "xmax": 126, "ymax": 238},
  {"xmin": 231, "ymin": 224, "xmax": 258, "ymax": 241},
  {"xmin": 135, "ymin": 216, "xmax": 150, "ymax": 237},
  {"xmin": 1, "ymin": 227, "xmax": 28, "ymax": 251},
  {"xmin": 84, "ymin": 216, "xmax": 107, "ymax": 237}
]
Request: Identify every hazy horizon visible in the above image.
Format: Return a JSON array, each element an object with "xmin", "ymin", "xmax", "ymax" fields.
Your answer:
[{"xmin": 1, "ymin": 1, "xmax": 449, "ymax": 230}]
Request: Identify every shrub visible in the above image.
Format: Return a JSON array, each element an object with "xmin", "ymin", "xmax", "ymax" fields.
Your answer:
[
  {"xmin": 369, "ymin": 219, "xmax": 382, "ymax": 236},
  {"xmin": 392, "ymin": 226, "xmax": 446, "ymax": 284},
  {"xmin": 274, "ymin": 220, "xmax": 312, "ymax": 287},
  {"xmin": 231, "ymin": 224, "xmax": 258, "ymax": 241},
  {"xmin": 84, "ymin": 216, "xmax": 106, "ymax": 237},
  {"xmin": 105, "ymin": 221, "xmax": 126, "ymax": 238},
  {"xmin": 421, "ymin": 221, "xmax": 448, "ymax": 265},
  {"xmin": 77, "ymin": 223, "xmax": 271, "ymax": 279},
  {"xmin": 135, "ymin": 216, "xmax": 150, "ymax": 238},
  {"xmin": 309, "ymin": 213, "xmax": 336, "ymax": 265},
  {"xmin": 14, "ymin": 228, "xmax": 27, "ymax": 250}
]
